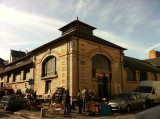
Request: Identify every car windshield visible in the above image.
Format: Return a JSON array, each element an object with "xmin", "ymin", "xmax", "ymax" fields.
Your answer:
[
  {"xmin": 138, "ymin": 86, "xmax": 152, "ymax": 93},
  {"xmin": 119, "ymin": 93, "xmax": 130, "ymax": 99},
  {"xmin": 1, "ymin": 96, "xmax": 9, "ymax": 102},
  {"xmin": 113, "ymin": 93, "xmax": 130, "ymax": 99}
]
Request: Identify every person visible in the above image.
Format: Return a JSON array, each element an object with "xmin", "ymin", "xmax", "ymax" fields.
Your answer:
[
  {"xmin": 88, "ymin": 89, "xmax": 95, "ymax": 101},
  {"xmin": 33, "ymin": 91, "xmax": 37, "ymax": 101},
  {"xmin": 63, "ymin": 89, "xmax": 70, "ymax": 115},
  {"xmin": 81, "ymin": 87, "xmax": 88, "ymax": 112},
  {"xmin": 77, "ymin": 89, "xmax": 82, "ymax": 114}
]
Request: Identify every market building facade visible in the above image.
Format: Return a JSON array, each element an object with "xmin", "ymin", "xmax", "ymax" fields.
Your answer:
[{"xmin": 0, "ymin": 19, "xmax": 160, "ymax": 100}]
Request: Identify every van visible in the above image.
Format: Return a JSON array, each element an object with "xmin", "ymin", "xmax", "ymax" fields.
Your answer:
[{"xmin": 136, "ymin": 80, "xmax": 160, "ymax": 106}]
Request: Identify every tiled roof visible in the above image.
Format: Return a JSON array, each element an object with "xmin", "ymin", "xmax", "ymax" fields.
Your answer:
[
  {"xmin": 124, "ymin": 56, "xmax": 160, "ymax": 72},
  {"xmin": 28, "ymin": 29, "xmax": 126, "ymax": 55},
  {"xmin": 59, "ymin": 19, "xmax": 96, "ymax": 31},
  {"xmin": 70, "ymin": 30, "xmax": 126, "ymax": 50},
  {"xmin": 0, "ymin": 58, "xmax": 33, "ymax": 74},
  {"xmin": 0, "ymin": 58, "xmax": 4, "ymax": 62},
  {"xmin": 145, "ymin": 57, "xmax": 160, "ymax": 67}
]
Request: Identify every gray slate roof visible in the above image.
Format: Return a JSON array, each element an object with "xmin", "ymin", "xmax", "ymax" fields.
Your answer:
[
  {"xmin": 145, "ymin": 57, "xmax": 160, "ymax": 67},
  {"xmin": 124, "ymin": 56, "xmax": 160, "ymax": 72},
  {"xmin": 11, "ymin": 50, "xmax": 26, "ymax": 58}
]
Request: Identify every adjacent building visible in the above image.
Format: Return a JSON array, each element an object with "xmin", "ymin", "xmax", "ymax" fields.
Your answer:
[
  {"xmin": 146, "ymin": 50, "xmax": 160, "ymax": 69},
  {"xmin": 123, "ymin": 56, "xmax": 160, "ymax": 92}
]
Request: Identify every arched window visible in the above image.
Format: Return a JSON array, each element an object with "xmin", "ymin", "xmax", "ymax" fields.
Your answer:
[
  {"xmin": 42, "ymin": 56, "xmax": 56, "ymax": 77},
  {"xmin": 92, "ymin": 54, "xmax": 111, "ymax": 78}
]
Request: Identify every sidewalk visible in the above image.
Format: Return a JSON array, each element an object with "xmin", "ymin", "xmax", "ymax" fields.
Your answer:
[
  {"xmin": 14, "ymin": 109, "xmax": 87, "ymax": 119},
  {"xmin": 14, "ymin": 109, "xmax": 136, "ymax": 119}
]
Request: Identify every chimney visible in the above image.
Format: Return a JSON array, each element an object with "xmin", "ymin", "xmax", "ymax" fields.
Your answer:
[{"xmin": 149, "ymin": 49, "xmax": 156, "ymax": 59}]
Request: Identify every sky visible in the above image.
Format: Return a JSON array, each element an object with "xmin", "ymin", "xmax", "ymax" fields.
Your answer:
[{"xmin": 0, "ymin": 0, "xmax": 160, "ymax": 60}]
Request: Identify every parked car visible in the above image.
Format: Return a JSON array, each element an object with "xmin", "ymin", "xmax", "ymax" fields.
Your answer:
[
  {"xmin": 0, "ymin": 95, "xmax": 23, "ymax": 111},
  {"xmin": 108, "ymin": 92, "xmax": 146, "ymax": 112}
]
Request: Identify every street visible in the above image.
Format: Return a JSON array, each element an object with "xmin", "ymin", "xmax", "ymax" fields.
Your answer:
[
  {"xmin": 0, "ymin": 105, "xmax": 160, "ymax": 119},
  {"xmin": 0, "ymin": 109, "xmax": 25, "ymax": 119},
  {"xmin": 136, "ymin": 105, "xmax": 160, "ymax": 119}
]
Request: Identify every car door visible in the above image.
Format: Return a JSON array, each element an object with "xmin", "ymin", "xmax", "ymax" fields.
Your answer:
[
  {"xmin": 129, "ymin": 94, "xmax": 138, "ymax": 110},
  {"xmin": 9, "ymin": 96, "xmax": 15, "ymax": 107},
  {"xmin": 135, "ymin": 93, "xmax": 143, "ymax": 109}
]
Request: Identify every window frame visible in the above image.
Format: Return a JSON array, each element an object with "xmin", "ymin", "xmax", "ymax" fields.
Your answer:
[
  {"xmin": 126, "ymin": 68, "xmax": 136, "ymax": 81},
  {"xmin": 92, "ymin": 54, "xmax": 111, "ymax": 79},
  {"xmin": 41, "ymin": 56, "xmax": 57, "ymax": 79}
]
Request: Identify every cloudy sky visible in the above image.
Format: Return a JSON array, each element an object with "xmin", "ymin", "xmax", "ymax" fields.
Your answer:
[{"xmin": 0, "ymin": 0, "xmax": 160, "ymax": 60}]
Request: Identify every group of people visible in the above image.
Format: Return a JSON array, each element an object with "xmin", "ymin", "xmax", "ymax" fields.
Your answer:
[
  {"xmin": 25, "ymin": 87, "xmax": 95, "ymax": 115},
  {"xmin": 77, "ymin": 87, "xmax": 95, "ymax": 114}
]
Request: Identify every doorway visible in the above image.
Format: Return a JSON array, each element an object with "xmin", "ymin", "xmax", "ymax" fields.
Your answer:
[{"xmin": 92, "ymin": 54, "xmax": 111, "ymax": 98}]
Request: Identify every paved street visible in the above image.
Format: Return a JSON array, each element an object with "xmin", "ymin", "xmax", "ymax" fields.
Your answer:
[
  {"xmin": 136, "ymin": 105, "xmax": 160, "ymax": 119},
  {"xmin": 0, "ymin": 109, "xmax": 25, "ymax": 119},
  {"xmin": 0, "ymin": 108, "xmax": 138, "ymax": 119},
  {"xmin": 1, "ymin": 105, "xmax": 160, "ymax": 119}
]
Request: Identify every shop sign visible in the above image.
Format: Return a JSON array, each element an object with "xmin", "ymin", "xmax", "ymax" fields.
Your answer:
[{"xmin": 29, "ymin": 79, "xmax": 34, "ymax": 85}]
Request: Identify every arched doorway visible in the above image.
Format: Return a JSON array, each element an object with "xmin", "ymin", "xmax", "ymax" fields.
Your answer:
[{"xmin": 92, "ymin": 54, "xmax": 111, "ymax": 98}]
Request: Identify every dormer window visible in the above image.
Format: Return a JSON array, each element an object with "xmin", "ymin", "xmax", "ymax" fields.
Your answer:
[{"xmin": 59, "ymin": 19, "xmax": 96, "ymax": 36}]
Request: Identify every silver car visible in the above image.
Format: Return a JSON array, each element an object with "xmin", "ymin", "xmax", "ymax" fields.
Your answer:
[{"xmin": 108, "ymin": 92, "xmax": 146, "ymax": 112}]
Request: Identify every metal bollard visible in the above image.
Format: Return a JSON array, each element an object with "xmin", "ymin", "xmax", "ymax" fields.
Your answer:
[{"xmin": 41, "ymin": 108, "xmax": 46, "ymax": 117}]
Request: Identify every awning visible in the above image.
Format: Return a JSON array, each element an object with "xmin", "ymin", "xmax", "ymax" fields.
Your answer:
[{"xmin": 0, "ymin": 86, "xmax": 13, "ymax": 91}]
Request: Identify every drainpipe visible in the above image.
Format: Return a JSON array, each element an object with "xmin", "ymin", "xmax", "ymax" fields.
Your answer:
[
  {"xmin": 120, "ymin": 51, "xmax": 124, "ymax": 92},
  {"xmin": 77, "ymin": 37, "xmax": 80, "ymax": 89},
  {"xmin": 67, "ymin": 39, "xmax": 70, "ymax": 89},
  {"xmin": 32, "ymin": 55, "xmax": 35, "ymax": 91}
]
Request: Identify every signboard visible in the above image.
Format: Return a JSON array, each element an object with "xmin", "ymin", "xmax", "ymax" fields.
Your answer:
[
  {"xmin": 98, "ymin": 72, "xmax": 104, "ymax": 79},
  {"xmin": 29, "ymin": 79, "xmax": 34, "ymax": 85}
]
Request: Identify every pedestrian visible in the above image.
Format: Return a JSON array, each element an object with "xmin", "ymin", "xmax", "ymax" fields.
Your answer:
[
  {"xmin": 81, "ymin": 87, "xmax": 88, "ymax": 112},
  {"xmin": 88, "ymin": 89, "xmax": 95, "ymax": 101},
  {"xmin": 63, "ymin": 89, "xmax": 70, "ymax": 115},
  {"xmin": 77, "ymin": 89, "xmax": 82, "ymax": 114},
  {"xmin": 33, "ymin": 91, "xmax": 37, "ymax": 101}
]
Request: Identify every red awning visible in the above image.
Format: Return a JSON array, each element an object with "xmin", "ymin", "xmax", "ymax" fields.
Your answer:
[{"xmin": 0, "ymin": 86, "xmax": 13, "ymax": 91}]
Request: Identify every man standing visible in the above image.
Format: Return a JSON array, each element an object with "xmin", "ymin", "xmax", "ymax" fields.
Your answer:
[
  {"xmin": 81, "ymin": 87, "xmax": 88, "ymax": 112},
  {"xmin": 77, "ymin": 89, "xmax": 82, "ymax": 114},
  {"xmin": 63, "ymin": 89, "xmax": 70, "ymax": 115}
]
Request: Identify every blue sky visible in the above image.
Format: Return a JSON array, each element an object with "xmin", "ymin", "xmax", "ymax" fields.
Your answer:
[{"xmin": 0, "ymin": 0, "xmax": 160, "ymax": 60}]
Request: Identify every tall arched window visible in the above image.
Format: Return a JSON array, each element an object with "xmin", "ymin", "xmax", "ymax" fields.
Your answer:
[
  {"xmin": 42, "ymin": 56, "xmax": 56, "ymax": 77},
  {"xmin": 92, "ymin": 54, "xmax": 111, "ymax": 78}
]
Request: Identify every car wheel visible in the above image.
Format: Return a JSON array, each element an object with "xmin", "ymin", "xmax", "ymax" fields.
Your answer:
[
  {"xmin": 150, "ymin": 100, "xmax": 154, "ymax": 106},
  {"xmin": 126, "ymin": 105, "xmax": 131, "ymax": 113},
  {"xmin": 142, "ymin": 103, "xmax": 146, "ymax": 110}
]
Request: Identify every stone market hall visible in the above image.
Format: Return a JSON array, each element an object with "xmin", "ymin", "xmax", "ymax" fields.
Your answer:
[{"xmin": 0, "ymin": 19, "xmax": 160, "ymax": 101}]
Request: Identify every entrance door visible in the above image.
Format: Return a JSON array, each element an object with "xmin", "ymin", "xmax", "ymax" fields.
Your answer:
[
  {"xmin": 45, "ymin": 80, "xmax": 51, "ymax": 94},
  {"xmin": 92, "ymin": 54, "xmax": 111, "ymax": 98},
  {"xmin": 98, "ymin": 75, "xmax": 108, "ymax": 98}
]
